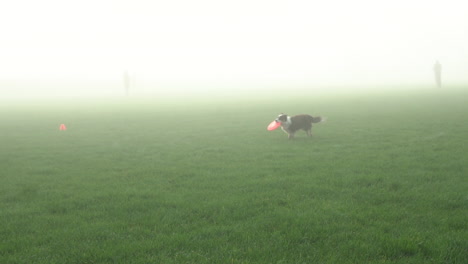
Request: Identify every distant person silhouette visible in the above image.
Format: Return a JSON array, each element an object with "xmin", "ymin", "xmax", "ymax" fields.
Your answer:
[
  {"xmin": 123, "ymin": 71, "xmax": 130, "ymax": 96},
  {"xmin": 433, "ymin": 61, "xmax": 442, "ymax": 88}
]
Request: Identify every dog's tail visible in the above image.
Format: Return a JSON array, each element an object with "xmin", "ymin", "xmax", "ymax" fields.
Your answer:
[{"xmin": 311, "ymin": 116, "xmax": 325, "ymax": 123}]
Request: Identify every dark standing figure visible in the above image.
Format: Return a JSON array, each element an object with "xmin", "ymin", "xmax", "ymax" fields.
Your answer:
[{"xmin": 433, "ymin": 61, "xmax": 442, "ymax": 88}]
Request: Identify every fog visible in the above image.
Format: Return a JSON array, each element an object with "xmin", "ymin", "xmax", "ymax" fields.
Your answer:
[{"xmin": 1, "ymin": 0, "xmax": 467, "ymax": 98}]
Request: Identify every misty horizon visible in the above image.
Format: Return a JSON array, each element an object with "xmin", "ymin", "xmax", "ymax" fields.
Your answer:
[{"xmin": 1, "ymin": 0, "xmax": 468, "ymax": 98}]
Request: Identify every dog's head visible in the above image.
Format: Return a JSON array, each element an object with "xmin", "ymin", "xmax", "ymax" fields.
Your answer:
[{"xmin": 275, "ymin": 113, "xmax": 288, "ymax": 123}]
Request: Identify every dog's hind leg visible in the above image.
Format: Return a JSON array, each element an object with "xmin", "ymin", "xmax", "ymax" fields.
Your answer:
[{"xmin": 305, "ymin": 123, "xmax": 313, "ymax": 137}]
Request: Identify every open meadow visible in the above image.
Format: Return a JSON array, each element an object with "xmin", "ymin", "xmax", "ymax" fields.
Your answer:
[{"xmin": 1, "ymin": 86, "xmax": 467, "ymax": 263}]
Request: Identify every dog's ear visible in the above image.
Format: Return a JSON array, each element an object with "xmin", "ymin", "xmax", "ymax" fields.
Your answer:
[{"xmin": 277, "ymin": 114, "xmax": 287, "ymax": 122}]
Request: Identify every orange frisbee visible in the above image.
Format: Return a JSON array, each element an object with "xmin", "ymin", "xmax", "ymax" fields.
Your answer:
[{"xmin": 267, "ymin": 120, "xmax": 281, "ymax": 131}]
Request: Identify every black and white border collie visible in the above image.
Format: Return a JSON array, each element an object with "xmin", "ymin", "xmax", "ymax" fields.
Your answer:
[{"xmin": 275, "ymin": 113, "xmax": 324, "ymax": 139}]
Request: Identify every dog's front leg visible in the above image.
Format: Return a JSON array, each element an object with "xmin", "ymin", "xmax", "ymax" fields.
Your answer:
[{"xmin": 288, "ymin": 133, "xmax": 295, "ymax": 139}]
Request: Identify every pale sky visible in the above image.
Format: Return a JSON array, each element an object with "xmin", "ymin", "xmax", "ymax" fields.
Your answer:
[{"xmin": 1, "ymin": 0, "xmax": 467, "ymax": 88}]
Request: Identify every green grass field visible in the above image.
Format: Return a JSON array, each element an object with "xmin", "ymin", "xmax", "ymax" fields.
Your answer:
[{"xmin": 1, "ymin": 87, "xmax": 467, "ymax": 264}]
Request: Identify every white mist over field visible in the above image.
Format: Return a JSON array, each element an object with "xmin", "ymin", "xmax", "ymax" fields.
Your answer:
[{"xmin": 1, "ymin": 0, "xmax": 467, "ymax": 98}]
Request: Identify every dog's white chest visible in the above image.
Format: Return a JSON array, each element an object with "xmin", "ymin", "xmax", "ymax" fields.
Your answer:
[{"xmin": 281, "ymin": 116, "xmax": 292, "ymax": 132}]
